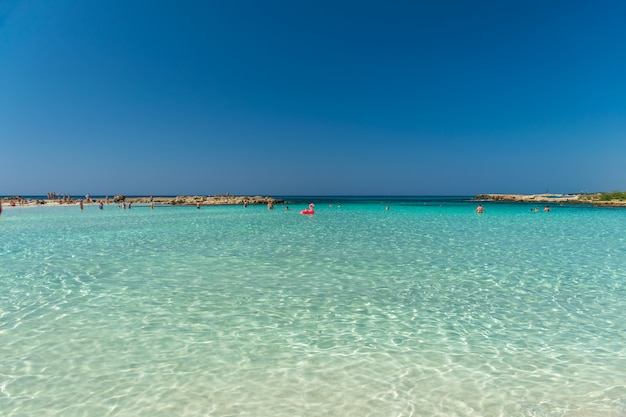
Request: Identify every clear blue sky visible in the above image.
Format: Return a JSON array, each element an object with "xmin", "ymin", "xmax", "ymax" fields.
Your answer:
[{"xmin": 1, "ymin": 0, "xmax": 625, "ymax": 196}]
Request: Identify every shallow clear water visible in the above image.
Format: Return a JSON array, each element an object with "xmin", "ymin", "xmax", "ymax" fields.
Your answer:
[{"xmin": 1, "ymin": 200, "xmax": 626, "ymax": 416}]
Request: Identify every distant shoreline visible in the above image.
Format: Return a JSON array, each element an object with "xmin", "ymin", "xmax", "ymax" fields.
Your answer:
[
  {"xmin": 473, "ymin": 193, "xmax": 626, "ymax": 207},
  {"xmin": 2, "ymin": 193, "xmax": 625, "ymax": 207},
  {"xmin": 0, "ymin": 194, "xmax": 284, "ymax": 207}
]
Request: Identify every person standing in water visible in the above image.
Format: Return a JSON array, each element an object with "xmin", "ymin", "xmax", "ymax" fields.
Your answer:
[{"xmin": 475, "ymin": 204, "xmax": 484, "ymax": 214}]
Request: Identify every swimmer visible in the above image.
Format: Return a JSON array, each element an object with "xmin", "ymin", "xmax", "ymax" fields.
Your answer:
[
  {"xmin": 474, "ymin": 204, "xmax": 484, "ymax": 214},
  {"xmin": 79, "ymin": 200, "xmax": 84, "ymax": 210},
  {"xmin": 544, "ymin": 205, "xmax": 550, "ymax": 212}
]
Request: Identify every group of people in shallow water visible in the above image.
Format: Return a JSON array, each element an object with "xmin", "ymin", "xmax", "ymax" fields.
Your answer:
[
  {"xmin": 0, "ymin": 198, "xmax": 553, "ymax": 219},
  {"xmin": 47, "ymin": 193, "xmax": 85, "ymax": 204},
  {"xmin": 474, "ymin": 203, "xmax": 550, "ymax": 214}
]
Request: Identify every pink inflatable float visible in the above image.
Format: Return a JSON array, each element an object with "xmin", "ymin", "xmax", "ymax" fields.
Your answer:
[{"xmin": 300, "ymin": 203, "xmax": 315, "ymax": 215}]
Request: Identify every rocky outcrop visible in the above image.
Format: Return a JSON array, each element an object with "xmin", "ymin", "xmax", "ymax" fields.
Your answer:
[
  {"xmin": 124, "ymin": 195, "xmax": 283, "ymax": 206},
  {"xmin": 473, "ymin": 194, "xmax": 581, "ymax": 202},
  {"xmin": 472, "ymin": 193, "xmax": 626, "ymax": 206}
]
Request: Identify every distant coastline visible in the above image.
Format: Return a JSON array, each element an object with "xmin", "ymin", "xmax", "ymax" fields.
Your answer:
[
  {"xmin": 473, "ymin": 193, "xmax": 626, "ymax": 207},
  {"xmin": 2, "ymin": 193, "xmax": 626, "ymax": 207},
  {"xmin": 0, "ymin": 194, "xmax": 283, "ymax": 207}
]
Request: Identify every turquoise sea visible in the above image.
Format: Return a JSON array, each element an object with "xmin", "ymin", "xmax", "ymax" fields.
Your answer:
[{"xmin": 1, "ymin": 197, "xmax": 626, "ymax": 417}]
